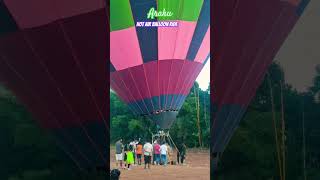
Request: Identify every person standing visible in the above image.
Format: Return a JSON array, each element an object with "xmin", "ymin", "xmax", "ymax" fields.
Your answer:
[
  {"xmin": 152, "ymin": 140, "xmax": 156, "ymax": 165},
  {"xmin": 123, "ymin": 142, "xmax": 129, "ymax": 168},
  {"xmin": 136, "ymin": 141, "xmax": 143, "ymax": 165},
  {"xmin": 180, "ymin": 143, "xmax": 187, "ymax": 164},
  {"xmin": 129, "ymin": 140, "xmax": 137, "ymax": 165},
  {"xmin": 133, "ymin": 139, "xmax": 138, "ymax": 164},
  {"xmin": 153, "ymin": 141, "xmax": 161, "ymax": 165},
  {"xmin": 115, "ymin": 139, "xmax": 124, "ymax": 168},
  {"xmin": 167, "ymin": 143, "xmax": 173, "ymax": 165},
  {"xmin": 143, "ymin": 141, "xmax": 153, "ymax": 169},
  {"xmin": 177, "ymin": 143, "xmax": 181, "ymax": 164},
  {"xmin": 160, "ymin": 142, "xmax": 168, "ymax": 166},
  {"xmin": 177, "ymin": 143, "xmax": 187, "ymax": 165},
  {"xmin": 126, "ymin": 145, "xmax": 134, "ymax": 170}
]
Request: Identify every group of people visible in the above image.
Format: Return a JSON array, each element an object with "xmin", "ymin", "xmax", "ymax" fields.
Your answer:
[{"xmin": 115, "ymin": 138, "xmax": 187, "ymax": 170}]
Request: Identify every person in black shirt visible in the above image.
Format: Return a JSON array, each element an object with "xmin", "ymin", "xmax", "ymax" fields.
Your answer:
[
  {"xmin": 123, "ymin": 142, "xmax": 129, "ymax": 167},
  {"xmin": 177, "ymin": 143, "xmax": 187, "ymax": 165}
]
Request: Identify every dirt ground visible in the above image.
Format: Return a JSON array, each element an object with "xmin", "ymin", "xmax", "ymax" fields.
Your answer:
[{"xmin": 110, "ymin": 148, "xmax": 210, "ymax": 180}]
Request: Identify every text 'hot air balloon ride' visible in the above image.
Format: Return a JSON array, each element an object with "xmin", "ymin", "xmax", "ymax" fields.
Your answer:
[
  {"xmin": 110, "ymin": 0, "xmax": 210, "ymax": 131},
  {"xmin": 212, "ymin": 0, "xmax": 310, "ymax": 170},
  {"xmin": 0, "ymin": 0, "xmax": 108, "ymax": 170}
]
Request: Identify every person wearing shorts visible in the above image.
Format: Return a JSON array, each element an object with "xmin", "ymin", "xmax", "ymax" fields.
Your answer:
[
  {"xmin": 143, "ymin": 141, "xmax": 153, "ymax": 169},
  {"xmin": 115, "ymin": 139, "xmax": 124, "ymax": 168},
  {"xmin": 136, "ymin": 142, "xmax": 143, "ymax": 165}
]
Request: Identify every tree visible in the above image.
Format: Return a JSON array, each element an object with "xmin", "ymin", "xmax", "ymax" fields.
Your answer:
[{"xmin": 110, "ymin": 82, "xmax": 210, "ymax": 148}]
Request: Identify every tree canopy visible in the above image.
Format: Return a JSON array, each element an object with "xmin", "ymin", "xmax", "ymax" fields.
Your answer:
[
  {"xmin": 217, "ymin": 62, "xmax": 320, "ymax": 180},
  {"xmin": 110, "ymin": 81, "xmax": 211, "ymax": 148}
]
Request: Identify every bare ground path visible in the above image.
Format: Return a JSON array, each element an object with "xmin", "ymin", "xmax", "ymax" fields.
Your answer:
[{"xmin": 110, "ymin": 148, "xmax": 210, "ymax": 180}]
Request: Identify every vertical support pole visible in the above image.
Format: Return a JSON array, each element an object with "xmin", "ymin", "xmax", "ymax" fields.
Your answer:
[
  {"xmin": 302, "ymin": 101, "xmax": 307, "ymax": 180},
  {"xmin": 197, "ymin": 86, "xmax": 202, "ymax": 147},
  {"xmin": 268, "ymin": 74, "xmax": 283, "ymax": 180},
  {"xmin": 280, "ymin": 80, "xmax": 286, "ymax": 180}
]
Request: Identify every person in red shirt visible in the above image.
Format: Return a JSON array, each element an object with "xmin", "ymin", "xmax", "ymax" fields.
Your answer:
[
  {"xmin": 153, "ymin": 141, "xmax": 161, "ymax": 165},
  {"xmin": 135, "ymin": 142, "xmax": 143, "ymax": 165}
]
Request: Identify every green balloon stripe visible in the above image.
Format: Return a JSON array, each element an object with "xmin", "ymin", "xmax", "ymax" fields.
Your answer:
[
  {"xmin": 157, "ymin": 0, "xmax": 204, "ymax": 21},
  {"xmin": 110, "ymin": 0, "xmax": 205, "ymax": 31},
  {"xmin": 110, "ymin": 0, "xmax": 135, "ymax": 31}
]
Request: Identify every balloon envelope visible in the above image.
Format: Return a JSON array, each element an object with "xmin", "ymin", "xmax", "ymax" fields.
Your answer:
[
  {"xmin": 212, "ymin": 0, "xmax": 310, "ymax": 167},
  {"xmin": 110, "ymin": 0, "xmax": 211, "ymax": 129},
  {"xmin": 0, "ymin": 0, "xmax": 108, "ymax": 169}
]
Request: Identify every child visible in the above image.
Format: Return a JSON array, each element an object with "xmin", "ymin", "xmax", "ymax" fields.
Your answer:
[{"xmin": 126, "ymin": 145, "xmax": 134, "ymax": 170}]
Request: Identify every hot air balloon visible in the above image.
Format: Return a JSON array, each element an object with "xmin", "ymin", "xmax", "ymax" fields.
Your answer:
[
  {"xmin": 110, "ymin": 0, "xmax": 210, "ymax": 130},
  {"xmin": 0, "ymin": 0, "xmax": 108, "ymax": 170},
  {"xmin": 211, "ymin": 0, "xmax": 310, "ymax": 169}
]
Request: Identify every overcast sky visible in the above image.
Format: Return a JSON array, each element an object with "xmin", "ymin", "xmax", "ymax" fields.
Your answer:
[
  {"xmin": 275, "ymin": 0, "xmax": 320, "ymax": 92},
  {"xmin": 196, "ymin": 60, "xmax": 210, "ymax": 90}
]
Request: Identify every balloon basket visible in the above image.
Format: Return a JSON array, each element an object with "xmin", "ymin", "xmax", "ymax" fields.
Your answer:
[{"xmin": 151, "ymin": 130, "xmax": 180, "ymax": 165}]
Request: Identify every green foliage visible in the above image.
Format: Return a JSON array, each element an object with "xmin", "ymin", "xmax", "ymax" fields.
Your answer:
[
  {"xmin": 218, "ymin": 63, "xmax": 320, "ymax": 179},
  {"xmin": 218, "ymin": 111, "xmax": 280, "ymax": 179},
  {"xmin": 21, "ymin": 169, "xmax": 52, "ymax": 180},
  {"xmin": 110, "ymin": 82, "xmax": 210, "ymax": 148}
]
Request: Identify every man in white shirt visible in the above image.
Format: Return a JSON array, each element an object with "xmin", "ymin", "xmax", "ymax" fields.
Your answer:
[
  {"xmin": 160, "ymin": 142, "xmax": 168, "ymax": 166},
  {"xmin": 143, "ymin": 141, "xmax": 153, "ymax": 169}
]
